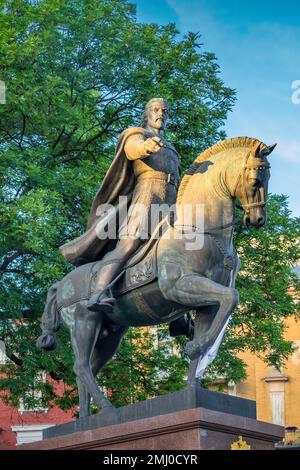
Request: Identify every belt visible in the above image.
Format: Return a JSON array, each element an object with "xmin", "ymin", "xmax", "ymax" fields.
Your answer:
[{"xmin": 137, "ymin": 171, "xmax": 179, "ymax": 187}]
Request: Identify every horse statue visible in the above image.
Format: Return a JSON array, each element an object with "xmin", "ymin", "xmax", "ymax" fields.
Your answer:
[{"xmin": 37, "ymin": 136, "xmax": 274, "ymax": 417}]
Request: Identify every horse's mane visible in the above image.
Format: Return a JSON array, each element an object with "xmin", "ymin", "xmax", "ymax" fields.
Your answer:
[{"xmin": 177, "ymin": 136, "xmax": 268, "ymax": 204}]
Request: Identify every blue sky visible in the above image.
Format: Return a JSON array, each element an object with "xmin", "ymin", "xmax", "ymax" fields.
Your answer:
[{"xmin": 135, "ymin": 0, "xmax": 300, "ymax": 217}]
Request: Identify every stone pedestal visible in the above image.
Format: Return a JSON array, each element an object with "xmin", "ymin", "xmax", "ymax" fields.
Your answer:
[{"xmin": 18, "ymin": 387, "xmax": 284, "ymax": 450}]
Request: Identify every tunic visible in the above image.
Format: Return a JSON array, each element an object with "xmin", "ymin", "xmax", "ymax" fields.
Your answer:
[{"xmin": 120, "ymin": 132, "xmax": 180, "ymax": 239}]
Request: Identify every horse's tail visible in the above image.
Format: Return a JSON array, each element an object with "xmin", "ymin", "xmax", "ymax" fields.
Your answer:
[{"xmin": 36, "ymin": 282, "xmax": 60, "ymax": 351}]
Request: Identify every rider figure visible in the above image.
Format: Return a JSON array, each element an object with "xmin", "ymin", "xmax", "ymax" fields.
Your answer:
[
  {"xmin": 87, "ymin": 98, "xmax": 181, "ymax": 313},
  {"xmin": 59, "ymin": 98, "xmax": 192, "ymax": 337}
]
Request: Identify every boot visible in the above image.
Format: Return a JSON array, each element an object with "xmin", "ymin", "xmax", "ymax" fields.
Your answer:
[
  {"xmin": 87, "ymin": 290, "xmax": 116, "ymax": 314},
  {"xmin": 87, "ymin": 261, "xmax": 122, "ymax": 313}
]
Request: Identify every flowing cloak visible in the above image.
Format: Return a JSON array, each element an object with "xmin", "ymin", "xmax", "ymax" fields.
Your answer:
[{"xmin": 59, "ymin": 127, "xmax": 147, "ymax": 266}]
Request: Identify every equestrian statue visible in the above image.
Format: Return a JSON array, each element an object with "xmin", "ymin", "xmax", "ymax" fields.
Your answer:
[{"xmin": 37, "ymin": 98, "xmax": 275, "ymax": 417}]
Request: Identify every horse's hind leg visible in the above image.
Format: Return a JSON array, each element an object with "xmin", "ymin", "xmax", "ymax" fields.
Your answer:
[
  {"xmin": 76, "ymin": 377, "xmax": 91, "ymax": 418},
  {"xmin": 76, "ymin": 325, "xmax": 128, "ymax": 418},
  {"xmin": 72, "ymin": 302, "xmax": 113, "ymax": 411},
  {"xmin": 91, "ymin": 325, "xmax": 128, "ymax": 375},
  {"xmin": 77, "ymin": 326, "xmax": 127, "ymax": 416}
]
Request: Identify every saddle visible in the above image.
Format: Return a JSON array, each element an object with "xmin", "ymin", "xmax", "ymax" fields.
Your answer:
[
  {"xmin": 57, "ymin": 218, "xmax": 169, "ymax": 310},
  {"xmin": 113, "ymin": 217, "xmax": 170, "ymax": 296}
]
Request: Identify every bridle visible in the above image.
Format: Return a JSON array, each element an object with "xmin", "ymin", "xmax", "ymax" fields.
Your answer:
[
  {"xmin": 175, "ymin": 144, "xmax": 271, "ymax": 234},
  {"xmin": 173, "ymin": 147, "xmax": 271, "ymax": 279},
  {"xmin": 232, "ymin": 146, "xmax": 270, "ymax": 214}
]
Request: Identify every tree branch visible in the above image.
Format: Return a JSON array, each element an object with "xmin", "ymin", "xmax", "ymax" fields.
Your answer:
[
  {"xmin": 0, "ymin": 337, "xmax": 23, "ymax": 366},
  {"xmin": 0, "ymin": 250, "xmax": 34, "ymax": 272},
  {"xmin": 52, "ymin": 126, "xmax": 79, "ymax": 157},
  {"xmin": 51, "ymin": 126, "xmax": 66, "ymax": 150},
  {"xmin": 19, "ymin": 112, "xmax": 26, "ymax": 150}
]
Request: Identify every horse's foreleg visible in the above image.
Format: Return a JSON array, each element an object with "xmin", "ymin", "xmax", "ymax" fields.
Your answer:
[
  {"xmin": 187, "ymin": 305, "xmax": 218, "ymax": 385},
  {"xmin": 187, "ymin": 257, "xmax": 241, "ymax": 383},
  {"xmin": 72, "ymin": 303, "xmax": 113, "ymax": 412},
  {"xmin": 163, "ymin": 272, "xmax": 239, "ymax": 360}
]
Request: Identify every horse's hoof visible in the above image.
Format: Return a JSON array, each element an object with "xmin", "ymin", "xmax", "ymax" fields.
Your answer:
[{"xmin": 101, "ymin": 401, "xmax": 115, "ymax": 411}]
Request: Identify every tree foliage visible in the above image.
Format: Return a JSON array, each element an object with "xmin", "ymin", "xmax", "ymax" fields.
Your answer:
[
  {"xmin": 99, "ymin": 328, "xmax": 188, "ymax": 408},
  {"xmin": 0, "ymin": 0, "xmax": 298, "ymax": 410}
]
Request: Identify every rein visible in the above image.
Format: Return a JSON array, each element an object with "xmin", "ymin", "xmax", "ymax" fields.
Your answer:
[
  {"xmin": 174, "ymin": 218, "xmax": 238, "ymax": 234},
  {"xmin": 233, "ymin": 148, "xmax": 270, "ymax": 213}
]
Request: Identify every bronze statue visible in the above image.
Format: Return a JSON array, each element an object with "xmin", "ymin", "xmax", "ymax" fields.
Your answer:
[
  {"xmin": 37, "ymin": 129, "xmax": 275, "ymax": 417},
  {"xmin": 87, "ymin": 98, "xmax": 180, "ymax": 313},
  {"xmin": 58, "ymin": 98, "xmax": 188, "ymax": 335}
]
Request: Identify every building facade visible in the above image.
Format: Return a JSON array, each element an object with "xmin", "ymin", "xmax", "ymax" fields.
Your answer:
[
  {"xmin": 235, "ymin": 316, "xmax": 300, "ymax": 444},
  {"xmin": 209, "ymin": 315, "xmax": 300, "ymax": 445},
  {"xmin": 0, "ymin": 341, "xmax": 75, "ymax": 449}
]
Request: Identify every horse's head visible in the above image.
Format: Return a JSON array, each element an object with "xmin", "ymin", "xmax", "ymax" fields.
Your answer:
[{"xmin": 234, "ymin": 142, "xmax": 276, "ymax": 228}]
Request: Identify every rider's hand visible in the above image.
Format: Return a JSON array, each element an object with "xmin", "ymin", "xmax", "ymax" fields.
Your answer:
[{"xmin": 143, "ymin": 136, "xmax": 164, "ymax": 154}]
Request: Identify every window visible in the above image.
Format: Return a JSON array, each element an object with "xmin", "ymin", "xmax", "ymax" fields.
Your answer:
[
  {"xmin": 18, "ymin": 372, "xmax": 48, "ymax": 414},
  {"xmin": 265, "ymin": 367, "xmax": 288, "ymax": 426}
]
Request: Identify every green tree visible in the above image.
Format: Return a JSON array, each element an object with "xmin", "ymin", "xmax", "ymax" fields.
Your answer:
[
  {"xmin": 1, "ymin": 0, "xmax": 298, "ymax": 411},
  {"xmin": 99, "ymin": 327, "xmax": 188, "ymax": 408},
  {"xmin": 0, "ymin": 0, "xmax": 234, "ymax": 408}
]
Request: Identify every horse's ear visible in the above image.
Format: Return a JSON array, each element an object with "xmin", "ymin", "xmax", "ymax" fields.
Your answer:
[
  {"xmin": 255, "ymin": 143, "xmax": 277, "ymax": 157},
  {"xmin": 266, "ymin": 143, "xmax": 277, "ymax": 155},
  {"xmin": 253, "ymin": 142, "xmax": 265, "ymax": 157}
]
